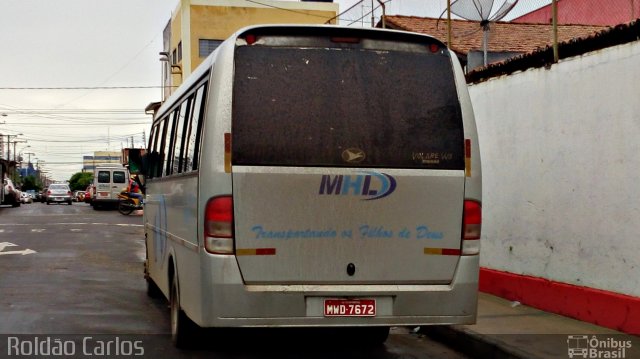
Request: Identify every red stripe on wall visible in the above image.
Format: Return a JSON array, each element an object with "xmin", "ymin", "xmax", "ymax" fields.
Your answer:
[{"xmin": 479, "ymin": 267, "xmax": 640, "ymax": 335}]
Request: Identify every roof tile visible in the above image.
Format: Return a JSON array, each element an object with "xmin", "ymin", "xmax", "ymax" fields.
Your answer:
[{"xmin": 383, "ymin": 15, "xmax": 608, "ymax": 54}]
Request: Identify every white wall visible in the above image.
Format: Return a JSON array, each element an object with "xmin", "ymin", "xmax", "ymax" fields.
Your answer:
[{"xmin": 470, "ymin": 40, "xmax": 640, "ymax": 297}]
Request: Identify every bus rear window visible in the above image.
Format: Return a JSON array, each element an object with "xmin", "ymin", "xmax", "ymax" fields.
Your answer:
[
  {"xmin": 97, "ymin": 171, "xmax": 110, "ymax": 183},
  {"xmin": 232, "ymin": 41, "xmax": 464, "ymax": 169}
]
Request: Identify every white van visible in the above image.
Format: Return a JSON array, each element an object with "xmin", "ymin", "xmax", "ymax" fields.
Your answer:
[
  {"xmin": 92, "ymin": 164, "xmax": 129, "ymax": 209},
  {"xmin": 140, "ymin": 25, "xmax": 482, "ymax": 347}
]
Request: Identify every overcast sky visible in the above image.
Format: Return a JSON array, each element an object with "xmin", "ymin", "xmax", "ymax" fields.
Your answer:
[{"xmin": 0, "ymin": 0, "xmax": 549, "ymax": 181}]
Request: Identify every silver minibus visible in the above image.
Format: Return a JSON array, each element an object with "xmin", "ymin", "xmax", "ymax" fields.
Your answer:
[{"xmin": 140, "ymin": 24, "xmax": 482, "ymax": 347}]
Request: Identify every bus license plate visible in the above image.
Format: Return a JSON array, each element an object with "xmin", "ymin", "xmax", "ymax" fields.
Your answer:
[{"xmin": 324, "ymin": 299, "xmax": 376, "ymax": 317}]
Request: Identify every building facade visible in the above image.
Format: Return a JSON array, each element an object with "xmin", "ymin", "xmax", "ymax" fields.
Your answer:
[
  {"xmin": 82, "ymin": 151, "xmax": 122, "ymax": 172},
  {"xmin": 512, "ymin": 0, "xmax": 640, "ymax": 26},
  {"xmin": 161, "ymin": 0, "xmax": 338, "ymax": 99}
]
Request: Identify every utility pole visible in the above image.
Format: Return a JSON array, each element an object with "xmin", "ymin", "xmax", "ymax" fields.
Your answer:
[
  {"xmin": 552, "ymin": 0, "xmax": 559, "ymax": 63},
  {"xmin": 447, "ymin": 0, "xmax": 452, "ymax": 49},
  {"xmin": 12, "ymin": 140, "xmax": 27, "ymax": 161}
]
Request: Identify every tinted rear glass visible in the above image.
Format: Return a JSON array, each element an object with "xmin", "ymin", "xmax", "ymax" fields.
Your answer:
[
  {"xmin": 97, "ymin": 171, "xmax": 110, "ymax": 183},
  {"xmin": 232, "ymin": 37, "xmax": 464, "ymax": 169},
  {"xmin": 113, "ymin": 171, "xmax": 126, "ymax": 183}
]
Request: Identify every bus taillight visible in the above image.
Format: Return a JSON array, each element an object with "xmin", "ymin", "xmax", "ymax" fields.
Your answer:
[
  {"xmin": 204, "ymin": 196, "xmax": 234, "ymax": 254},
  {"xmin": 245, "ymin": 34, "xmax": 257, "ymax": 45},
  {"xmin": 462, "ymin": 200, "xmax": 481, "ymax": 255}
]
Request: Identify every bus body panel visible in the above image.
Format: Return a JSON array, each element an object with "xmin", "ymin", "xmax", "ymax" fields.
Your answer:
[
  {"xmin": 452, "ymin": 48, "xmax": 482, "ymax": 203},
  {"xmin": 232, "ymin": 166, "xmax": 465, "ymax": 284},
  {"xmin": 192, "ymin": 253, "xmax": 478, "ymax": 326},
  {"xmin": 145, "ymin": 174, "xmax": 201, "ymax": 308}
]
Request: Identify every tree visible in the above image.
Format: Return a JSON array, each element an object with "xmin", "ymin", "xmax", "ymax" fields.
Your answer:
[
  {"xmin": 69, "ymin": 172, "xmax": 93, "ymax": 192},
  {"xmin": 21, "ymin": 175, "xmax": 41, "ymax": 192}
]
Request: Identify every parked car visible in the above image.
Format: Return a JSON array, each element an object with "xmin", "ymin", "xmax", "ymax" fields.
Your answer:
[
  {"xmin": 74, "ymin": 191, "xmax": 85, "ymax": 202},
  {"xmin": 2, "ymin": 178, "xmax": 21, "ymax": 207},
  {"xmin": 20, "ymin": 192, "xmax": 33, "ymax": 204},
  {"xmin": 84, "ymin": 184, "xmax": 94, "ymax": 204},
  {"xmin": 40, "ymin": 187, "xmax": 48, "ymax": 203},
  {"xmin": 46, "ymin": 183, "xmax": 73, "ymax": 205}
]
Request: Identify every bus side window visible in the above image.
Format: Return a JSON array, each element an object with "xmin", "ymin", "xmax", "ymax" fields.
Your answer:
[
  {"xmin": 156, "ymin": 117, "xmax": 170, "ymax": 178},
  {"xmin": 163, "ymin": 110, "xmax": 178, "ymax": 177},
  {"xmin": 148, "ymin": 124, "xmax": 160, "ymax": 179},
  {"xmin": 187, "ymin": 82, "xmax": 207, "ymax": 171},
  {"xmin": 172, "ymin": 99, "xmax": 191, "ymax": 174},
  {"xmin": 181, "ymin": 95, "xmax": 195, "ymax": 173}
]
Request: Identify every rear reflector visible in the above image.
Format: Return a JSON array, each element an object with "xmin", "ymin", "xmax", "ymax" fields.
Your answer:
[
  {"xmin": 331, "ymin": 37, "xmax": 360, "ymax": 44},
  {"xmin": 236, "ymin": 248, "xmax": 276, "ymax": 256},
  {"xmin": 465, "ymin": 139, "xmax": 472, "ymax": 177},
  {"xmin": 224, "ymin": 133, "xmax": 231, "ymax": 173},
  {"xmin": 462, "ymin": 200, "xmax": 482, "ymax": 255},
  {"xmin": 204, "ymin": 196, "xmax": 234, "ymax": 254},
  {"xmin": 424, "ymin": 247, "xmax": 461, "ymax": 256}
]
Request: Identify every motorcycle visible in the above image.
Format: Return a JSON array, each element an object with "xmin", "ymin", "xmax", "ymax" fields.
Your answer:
[{"xmin": 117, "ymin": 191, "xmax": 143, "ymax": 215}]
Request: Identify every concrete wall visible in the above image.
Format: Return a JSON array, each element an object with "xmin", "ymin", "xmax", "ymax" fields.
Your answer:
[{"xmin": 470, "ymin": 39, "xmax": 640, "ymax": 297}]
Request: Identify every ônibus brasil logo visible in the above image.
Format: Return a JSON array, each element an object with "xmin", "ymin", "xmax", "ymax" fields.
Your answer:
[{"xmin": 318, "ymin": 172, "xmax": 396, "ymax": 200}]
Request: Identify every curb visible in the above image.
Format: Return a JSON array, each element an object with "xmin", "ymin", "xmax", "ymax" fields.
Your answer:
[{"xmin": 420, "ymin": 326, "xmax": 535, "ymax": 359}]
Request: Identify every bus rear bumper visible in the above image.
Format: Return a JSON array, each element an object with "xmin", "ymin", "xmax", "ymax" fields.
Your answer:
[{"xmin": 192, "ymin": 255, "xmax": 479, "ymax": 328}]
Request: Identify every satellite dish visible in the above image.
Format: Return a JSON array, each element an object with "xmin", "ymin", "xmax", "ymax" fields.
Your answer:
[{"xmin": 448, "ymin": 0, "xmax": 519, "ymax": 66}]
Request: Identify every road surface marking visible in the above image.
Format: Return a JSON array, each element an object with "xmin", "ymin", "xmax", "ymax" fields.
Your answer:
[
  {"xmin": 0, "ymin": 223, "xmax": 143, "ymax": 227},
  {"xmin": 0, "ymin": 242, "xmax": 18, "ymax": 252},
  {"xmin": 0, "ymin": 242, "xmax": 36, "ymax": 256},
  {"xmin": 0, "ymin": 248, "xmax": 37, "ymax": 256}
]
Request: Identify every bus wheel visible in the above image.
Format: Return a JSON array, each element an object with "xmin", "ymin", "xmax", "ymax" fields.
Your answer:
[
  {"xmin": 364, "ymin": 326, "xmax": 390, "ymax": 345},
  {"xmin": 351, "ymin": 326, "xmax": 390, "ymax": 347},
  {"xmin": 146, "ymin": 277, "xmax": 162, "ymax": 299},
  {"xmin": 170, "ymin": 277, "xmax": 197, "ymax": 348}
]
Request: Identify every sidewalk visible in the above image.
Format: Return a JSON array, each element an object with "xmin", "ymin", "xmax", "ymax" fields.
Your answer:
[{"xmin": 421, "ymin": 293, "xmax": 640, "ymax": 359}]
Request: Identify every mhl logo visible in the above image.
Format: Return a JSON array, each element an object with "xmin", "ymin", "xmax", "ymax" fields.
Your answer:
[{"xmin": 319, "ymin": 172, "xmax": 397, "ymax": 200}]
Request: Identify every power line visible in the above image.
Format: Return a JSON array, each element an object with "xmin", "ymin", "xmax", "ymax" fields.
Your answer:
[
  {"xmin": 0, "ymin": 86, "xmax": 164, "ymax": 90},
  {"xmin": 347, "ymin": 0, "xmax": 393, "ymax": 27},
  {"xmin": 325, "ymin": 0, "xmax": 365, "ymax": 24},
  {"xmin": 245, "ymin": 0, "xmax": 334, "ymax": 19},
  {"xmin": 6, "ymin": 122, "xmax": 149, "ymax": 127}
]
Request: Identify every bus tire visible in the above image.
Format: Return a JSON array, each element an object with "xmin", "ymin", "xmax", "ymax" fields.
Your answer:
[
  {"xmin": 364, "ymin": 326, "xmax": 390, "ymax": 345},
  {"xmin": 170, "ymin": 277, "xmax": 198, "ymax": 348},
  {"xmin": 146, "ymin": 277, "xmax": 163, "ymax": 299}
]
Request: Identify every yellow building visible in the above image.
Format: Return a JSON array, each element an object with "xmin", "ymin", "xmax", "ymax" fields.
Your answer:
[
  {"xmin": 161, "ymin": 0, "xmax": 339, "ymax": 99},
  {"xmin": 82, "ymin": 151, "xmax": 123, "ymax": 172}
]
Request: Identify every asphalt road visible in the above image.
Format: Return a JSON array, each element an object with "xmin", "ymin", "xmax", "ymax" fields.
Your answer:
[{"xmin": 0, "ymin": 201, "xmax": 468, "ymax": 359}]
